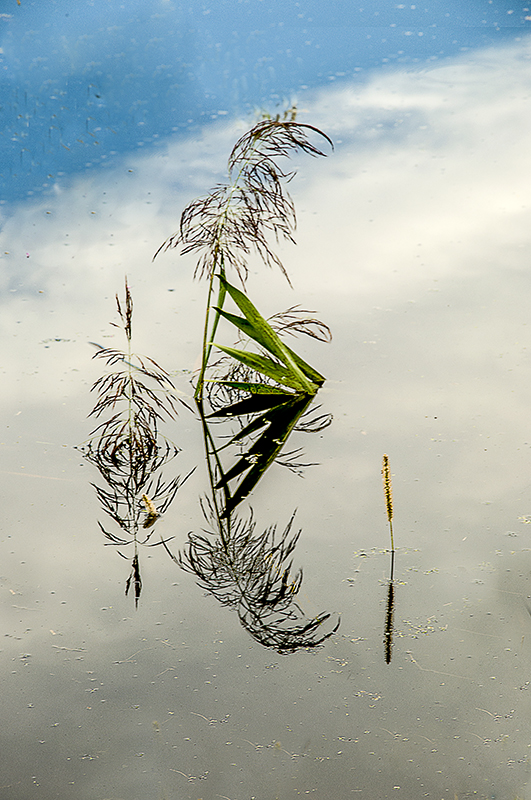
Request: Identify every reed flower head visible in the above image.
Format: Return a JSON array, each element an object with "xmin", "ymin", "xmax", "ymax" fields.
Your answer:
[{"xmin": 382, "ymin": 453, "xmax": 393, "ymax": 524}]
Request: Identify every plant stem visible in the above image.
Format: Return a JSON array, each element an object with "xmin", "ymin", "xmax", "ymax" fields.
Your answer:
[{"xmin": 195, "ymin": 252, "xmax": 227, "ymax": 400}]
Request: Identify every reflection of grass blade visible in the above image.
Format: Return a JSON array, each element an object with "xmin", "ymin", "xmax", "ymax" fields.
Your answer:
[
  {"xmin": 219, "ymin": 394, "xmax": 313, "ymax": 515},
  {"xmin": 125, "ymin": 554, "xmax": 142, "ymax": 609},
  {"xmin": 214, "ymin": 394, "xmax": 310, "ymax": 484},
  {"xmin": 222, "ymin": 414, "xmax": 270, "ymax": 446},
  {"xmin": 225, "ymin": 395, "xmax": 303, "ymax": 445},
  {"xmin": 208, "ymin": 392, "xmax": 293, "ymax": 418},
  {"xmin": 214, "ymin": 454, "xmax": 253, "ymax": 487}
]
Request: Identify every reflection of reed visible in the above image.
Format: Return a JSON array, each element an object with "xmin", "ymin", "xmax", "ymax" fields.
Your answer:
[
  {"xmin": 382, "ymin": 454, "xmax": 396, "ymax": 663},
  {"xmin": 164, "ymin": 501, "xmax": 339, "ymax": 653},
  {"xmin": 163, "ymin": 300, "xmax": 339, "ymax": 648},
  {"xmin": 384, "ymin": 580, "xmax": 394, "ymax": 665},
  {"xmin": 79, "ymin": 279, "xmax": 192, "ymax": 606},
  {"xmin": 174, "ymin": 276, "xmax": 338, "ymax": 648}
]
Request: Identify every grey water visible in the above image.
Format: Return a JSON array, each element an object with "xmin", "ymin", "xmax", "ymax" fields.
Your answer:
[{"xmin": 3, "ymin": 5, "xmax": 531, "ymax": 799}]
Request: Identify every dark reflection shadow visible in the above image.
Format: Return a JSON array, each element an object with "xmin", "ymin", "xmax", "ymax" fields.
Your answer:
[
  {"xmin": 384, "ymin": 575, "xmax": 395, "ymax": 665},
  {"xmin": 162, "ymin": 385, "xmax": 339, "ymax": 651},
  {"xmin": 202, "ymin": 390, "xmax": 324, "ymax": 518},
  {"xmin": 166, "ymin": 485, "xmax": 339, "ymax": 653},
  {"xmin": 78, "ymin": 280, "xmax": 193, "ymax": 606}
]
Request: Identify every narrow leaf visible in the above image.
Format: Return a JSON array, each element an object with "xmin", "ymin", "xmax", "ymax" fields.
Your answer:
[
  {"xmin": 282, "ymin": 342, "xmax": 326, "ymax": 386},
  {"xmin": 209, "ymin": 381, "xmax": 295, "ymax": 395},
  {"xmin": 217, "ymin": 275, "xmax": 318, "ymax": 394},
  {"xmin": 213, "ymin": 344, "xmax": 308, "ymax": 392}
]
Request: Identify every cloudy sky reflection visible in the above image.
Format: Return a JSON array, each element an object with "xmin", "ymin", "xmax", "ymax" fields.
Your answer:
[{"xmin": 3, "ymin": 36, "xmax": 531, "ymax": 409}]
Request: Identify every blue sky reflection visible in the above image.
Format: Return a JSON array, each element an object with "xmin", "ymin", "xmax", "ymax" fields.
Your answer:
[{"xmin": 1, "ymin": 0, "xmax": 530, "ymax": 202}]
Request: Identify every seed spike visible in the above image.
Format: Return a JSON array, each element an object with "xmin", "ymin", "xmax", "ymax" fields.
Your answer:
[{"xmin": 382, "ymin": 453, "xmax": 393, "ymax": 525}]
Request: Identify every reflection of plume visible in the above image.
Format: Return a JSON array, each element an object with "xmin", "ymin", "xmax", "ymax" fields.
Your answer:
[
  {"xmin": 165, "ymin": 502, "xmax": 339, "ymax": 653},
  {"xmin": 79, "ymin": 279, "xmax": 193, "ymax": 607}
]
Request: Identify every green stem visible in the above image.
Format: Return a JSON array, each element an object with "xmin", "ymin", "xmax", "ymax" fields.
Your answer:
[{"xmin": 195, "ymin": 253, "xmax": 227, "ymax": 400}]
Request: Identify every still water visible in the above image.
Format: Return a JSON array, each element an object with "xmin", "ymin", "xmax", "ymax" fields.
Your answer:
[{"xmin": 3, "ymin": 9, "xmax": 531, "ymax": 800}]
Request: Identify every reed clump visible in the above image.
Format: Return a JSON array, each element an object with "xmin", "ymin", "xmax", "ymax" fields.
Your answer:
[{"xmin": 81, "ymin": 112, "xmax": 339, "ymax": 650}]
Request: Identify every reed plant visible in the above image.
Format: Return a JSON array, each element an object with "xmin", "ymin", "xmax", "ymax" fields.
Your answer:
[
  {"xmin": 154, "ymin": 108, "xmax": 333, "ymax": 400},
  {"xmin": 154, "ymin": 111, "xmax": 334, "ymax": 516}
]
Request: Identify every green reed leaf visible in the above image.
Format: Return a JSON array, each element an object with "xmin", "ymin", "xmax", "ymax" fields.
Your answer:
[
  {"xmin": 213, "ymin": 344, "xmax": 308, "ymax": 392},
  {"xmin": 216, "ymin": 275, "xmax": 319, "ymax": 394},
  {"xmin": 209, "ymin": 381, "xmax": 294, "ymax": 395},
  {"xmin": 278, "ymin": 342, "xmax": 325, "ymax": 387}
]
